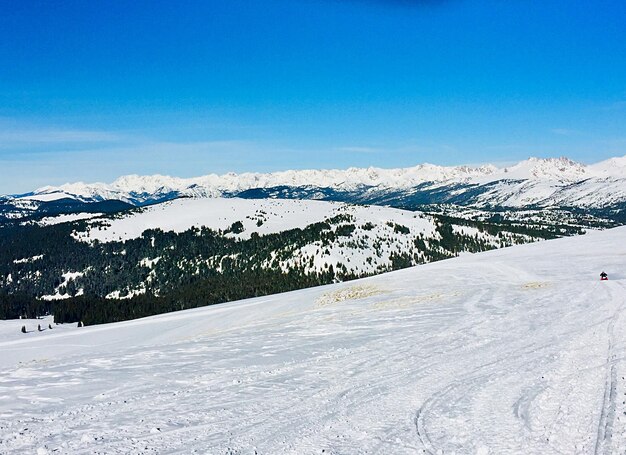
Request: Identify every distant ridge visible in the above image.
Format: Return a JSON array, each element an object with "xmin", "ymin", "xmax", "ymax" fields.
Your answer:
[
  {"xmin": 10, "ymin": 156, "xmax": 624, "ymax": 202},
  {"xmin": 2, "ymin": 155, "xmax": 626, "ymax": 219}
]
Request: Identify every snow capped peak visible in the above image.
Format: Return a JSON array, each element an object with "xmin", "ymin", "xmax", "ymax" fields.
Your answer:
[
  {"xmin": 496, "ymin": 157, "xmax": 588, "ymax": 181},
  {"xmin": 25, "ymin": 162, "xmax": 503, "ymax": 203},
  {"xmin": 112, "ymin": 174, "xmax": 184, "ymax": 191},
  {"xmin": 588, "ymin": 154, "xmax": 626, "ymax": 178},
  {"xmin": 12, "ymin": 154, "xmax": 626, "ymax": 207}
]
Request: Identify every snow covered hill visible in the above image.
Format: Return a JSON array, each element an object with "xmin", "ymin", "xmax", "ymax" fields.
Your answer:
[
  {"xmin": 73, "ymin": 197, "xmax": 438, "ymax": 244},
  {"xmin": 3, "ymin": 156, "xmax": 626, "ymax": 222},
  {"xmin": 5, "ymin": 198, "xmax": 558, "ymax": 309},
  {"xmin": 1, "ymin": 225, "xmax": 625, "ymax": 454}
]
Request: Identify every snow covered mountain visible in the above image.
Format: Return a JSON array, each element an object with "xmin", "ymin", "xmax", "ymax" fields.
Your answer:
[
  {"xmin": 13, "ymin": 163, "xmax": 502, "ymax": 204},
  {"xmin": 4, "ymin": 156, "xmax": 626, "ymax": 218},
  {"xmin": 3, "ymin": 198, "xmax": 563, "ymax": 311},
  {"xmin": 2, "ymin": 225, "xmax": 625, "ymax": 454}
]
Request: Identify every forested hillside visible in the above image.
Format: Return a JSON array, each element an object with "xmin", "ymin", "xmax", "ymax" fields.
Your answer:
[{"xmin": 0, "ymin": 199, "xmax": 584, "ymax": 325}]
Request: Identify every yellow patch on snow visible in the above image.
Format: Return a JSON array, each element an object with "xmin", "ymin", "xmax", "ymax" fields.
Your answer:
[
  {"xmin": 372, "ymin": 291, "xmax": 461, "ymax": 310},
  {"xmin": 316, "ymin": 284, "xmax": 387, "ymax": 308},
  {"xmin": 522, "ymin": 281, "xmax": 551, "ymax": 290}
]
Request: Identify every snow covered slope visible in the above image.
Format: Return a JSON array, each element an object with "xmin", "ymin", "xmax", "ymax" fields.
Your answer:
[
  {"xmin": 3, "ymin": 197, "xmax": 566, "ymax": 307},
  {"xmin": 0, "ymin": 316, "xmax": 75, "ymax": 343},
  {"xmin": 74, "ymin": 197, "xmax": 436, "ymax": 243},
  {"xmin": 1, "ymin": 226, "xmax": 625, "ymax": 454}
]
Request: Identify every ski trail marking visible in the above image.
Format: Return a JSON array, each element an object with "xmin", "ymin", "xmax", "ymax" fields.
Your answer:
[{"xmin": 594, "ymin": 284, "xmax": 624, "ymax": 455}]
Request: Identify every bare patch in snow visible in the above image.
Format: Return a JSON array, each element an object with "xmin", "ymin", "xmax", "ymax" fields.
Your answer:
[
  {"xmin": 316, "ymin": 284, "xmax": 386, "ymax": 307},
  {"xmin": 372, "ymin": 292, "xmax": 460, "ymax": 310},
  {"xmin": 522, "ymin": 281, "xmax": 551, "ymax": 290}
]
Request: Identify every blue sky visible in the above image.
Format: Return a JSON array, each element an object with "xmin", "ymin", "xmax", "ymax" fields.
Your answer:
[{"xmin": 1, "ymin": 0, "xmax": 626, "ymax": 193}]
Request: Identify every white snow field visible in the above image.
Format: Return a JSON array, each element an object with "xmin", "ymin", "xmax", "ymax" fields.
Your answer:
[
  {"xmin": 0, "ymin": 316, "xmax": 76, "ymax": 344},
  {"xmin": 72, "ymin": 197, "xmax": 435, "ymax": 243},
  {"xmin": 1, "ymin": 227, "xmax": 626, "ymax": 454}
]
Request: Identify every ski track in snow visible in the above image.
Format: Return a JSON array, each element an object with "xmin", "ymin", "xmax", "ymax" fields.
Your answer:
[{"xmin": 1, "ymin": 228, "xmax": 626, "ymax": 454}]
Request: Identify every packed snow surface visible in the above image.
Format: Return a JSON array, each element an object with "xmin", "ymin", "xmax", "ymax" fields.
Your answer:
[
  {"xmin": 1, "ymin": 227, "xmax": 626, "ymax": 454},
  {"xmin": 0, "ymin": 316, "xmax": 75, "ymax": 344}
]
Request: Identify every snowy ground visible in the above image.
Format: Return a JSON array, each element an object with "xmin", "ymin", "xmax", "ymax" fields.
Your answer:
[
  {"xmin": 1, "ymin": 227, "xmax": 626, "ymax": 454},
  {"xmin": 0, "ymin": 316, "xmax": 77, "ymax": 344},
  {"xmin": 72, "ymin": 197, "xmax": 435, "ymax": 243}
]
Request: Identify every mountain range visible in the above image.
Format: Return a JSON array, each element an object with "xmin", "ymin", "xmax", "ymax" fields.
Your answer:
[{"xmin": 3, "ymin": 156, "xmax": 626, "ymax": 221}]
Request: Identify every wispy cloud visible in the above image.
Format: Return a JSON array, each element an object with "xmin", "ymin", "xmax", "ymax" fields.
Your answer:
[
  {"xmin": 0, "ymin": 139, "xmax": 265, "ymax": 193},
  {"xmin": 0, "ymin": 128, "xmax": 121, "ymax": 146},
  {"xmin": 1, "ymin": 139, "xmax": 258, "ymax": 163},
  {"xmin": 550, "ymin": 128, "xmax": 579, "ymax": 136},
  {"xmin": 335, "ymin": 146, "xmax": 380, "ymax": 154},
  {"xmin": 483, "ymin": 144, "xmax": 529, "ymax": 152},
  {"xmin": 598, "ymin": 137, "xmax": 626, "ymax": 147}
]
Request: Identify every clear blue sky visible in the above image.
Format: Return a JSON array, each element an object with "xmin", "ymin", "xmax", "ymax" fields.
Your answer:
[{"xmin": 1, "ymin": 0, "xmax": 626, "ymax": 193}]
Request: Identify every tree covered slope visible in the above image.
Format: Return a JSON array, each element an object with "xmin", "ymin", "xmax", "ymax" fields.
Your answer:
[{"xmin": 0, "ymin": 198, "xmax": 581, "ymax": 325}]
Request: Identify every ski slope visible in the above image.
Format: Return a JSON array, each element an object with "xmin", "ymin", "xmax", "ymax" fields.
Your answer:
[{"xmin": 1, "ymin": 227, "xmax": 626, "ymax": 454}]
